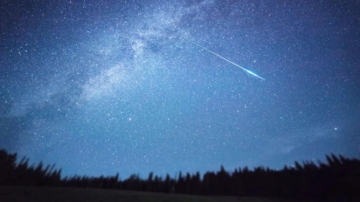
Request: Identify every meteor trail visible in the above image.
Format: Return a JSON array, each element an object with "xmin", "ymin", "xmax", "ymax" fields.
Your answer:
[{"xmin": 181, "ymin": 37, "xmax": 265, "ymax": 80}]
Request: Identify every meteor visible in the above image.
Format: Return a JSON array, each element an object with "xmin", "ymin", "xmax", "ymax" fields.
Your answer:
[{"xmin": 181, "ymin": 37, "xmax": 265, "ymax": 80}]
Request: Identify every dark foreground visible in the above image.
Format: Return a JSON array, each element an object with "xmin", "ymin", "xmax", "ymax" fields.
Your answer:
[
  {"xmin": 0, "ymin": 186, "xmax": 316, "ymax": 202},
  {"xmin": 1, "ymin": 150, "xmax": 360, "ymax": 201}
]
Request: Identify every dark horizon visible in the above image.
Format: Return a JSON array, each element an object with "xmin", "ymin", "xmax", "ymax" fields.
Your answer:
[
  {"xmin": 1, "ymin": 148, "xmax": 359, "ymax": 201},
  {"xmin": 7, "ymin": 148, "xmax": 360, "ymax": 180}
]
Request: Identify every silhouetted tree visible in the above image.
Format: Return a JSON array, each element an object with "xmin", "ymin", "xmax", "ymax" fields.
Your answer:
[{"xmin": 1, "ymin": 148, "xmax": 359, "ymax": 200}]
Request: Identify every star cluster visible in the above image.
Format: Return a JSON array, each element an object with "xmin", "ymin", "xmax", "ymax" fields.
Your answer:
[{"xmin": 1, "ymin": 0, "xmax": 359, "ymax": 178}]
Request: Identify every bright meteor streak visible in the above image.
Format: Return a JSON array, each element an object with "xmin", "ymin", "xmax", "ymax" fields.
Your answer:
[{"xmin": 182, "ymin": 37, "xmax": 265, "ymax": 80}]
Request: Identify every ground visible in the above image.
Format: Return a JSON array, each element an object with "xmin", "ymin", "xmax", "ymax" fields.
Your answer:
[{"xmin": 0, "ymin": 186, "xmax": 316, "ymax": 202}]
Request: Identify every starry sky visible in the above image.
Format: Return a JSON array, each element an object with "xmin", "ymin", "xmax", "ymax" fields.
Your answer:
[{"xmin": 1, "ymin": 0, "xmax": 360, "ymax": 178}]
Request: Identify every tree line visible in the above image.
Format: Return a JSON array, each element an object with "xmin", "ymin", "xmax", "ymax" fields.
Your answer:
[{"xmin": 0, "ymin": 149, "xmax": 359, "ymax": 201}]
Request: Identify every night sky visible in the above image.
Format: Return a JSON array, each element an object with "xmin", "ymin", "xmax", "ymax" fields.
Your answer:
[{"xmin": 1, "ymin": 0, "xmax": 360, "ymax": 179}]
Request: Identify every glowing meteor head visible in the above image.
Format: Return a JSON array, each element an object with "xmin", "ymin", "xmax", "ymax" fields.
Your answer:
[{"xmin": 245, "ymin": 69, "xmax": 265, "ymax": 80}]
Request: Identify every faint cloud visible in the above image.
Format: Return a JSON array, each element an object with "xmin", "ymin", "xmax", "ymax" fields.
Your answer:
[
  {"xmin": 81, "ymin": 64, "xmax": 129, "ymax": 100},
  {"xmin": 131, "ymin": 40, "xmax": 145, "ymax": 58},
  {"xmin": 280, "ymin": 145, "xmax": 295, "ymax": 154}
]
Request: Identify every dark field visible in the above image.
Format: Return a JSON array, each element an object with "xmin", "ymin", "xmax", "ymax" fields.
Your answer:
[
  {"xmin": 1, "ymin": 149, "xmax": 360, "ymax": 202},
  {"xmin": 0, "ymin": 186, "xmax": 315, "ymax": 202}
]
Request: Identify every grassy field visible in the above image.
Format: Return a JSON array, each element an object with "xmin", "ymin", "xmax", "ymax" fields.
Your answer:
[{"xmin": 0, "ymin": 186, "xmax": 316, "ymax": 202}]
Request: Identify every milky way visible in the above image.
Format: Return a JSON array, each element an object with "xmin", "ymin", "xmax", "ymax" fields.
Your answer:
[{"xmin": 1, "ymin": 0, "xmax": 360, "ymax": 178}]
